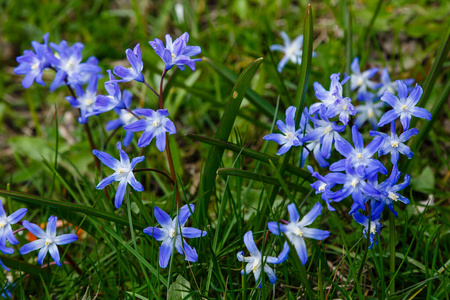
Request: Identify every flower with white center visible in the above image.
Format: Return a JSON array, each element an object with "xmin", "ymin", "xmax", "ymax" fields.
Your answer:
[
  {"xmin": 307, "ymin": 166, "xmax": 346, "ymax": 211},
  {"xmin": 354, "ymin": 92, "xmax": 385, "ymax": 129},
  {"xmin": 236, "ymin": 231, "xmax": 287, "ymax": 288},
  {"xmin": 310, "ymin": 73, "xmax": 350, "ymax": 115},
  {"xmin": 325, "ymin": 96, "xmax": 356, "ymax": 125},
  {"xmin": 370, "ymin": 122, "xmax": 418, "ymax": 164},
  {"xmin": 378, "ymin": 81, "xmax": 432, "ymax": 130},
  {"xmin": 20, "ymin": 216, "xmax": 78, "ymax": 266},
  {"xmin": 375, "ymin": 165, "xmax": 410, "ymax": 217},
  {"xmin": 377, "ymin": 68, "xmax": 415, "ymax": 97},
  {"xmin": 92, "ymin": 142, "xmax": 145, "ymax": 209},
  {"xmin": 264, "ymin": 106, "xmax": 302, "ymax": 155},
  {"xmin": 65, "ymin": 74, "xmax": 100, "ymax": 124},
  {"xmin": 123, "ymin": 108, "xmax": 176, "ymax": 151},
  {"xmin": 268, "ymin": 203, "xmax": 330, "ymax": 265},
  {"xmin": 350, "ymin": 57, "xmax": 380, "ymax": 94},
  {"xmin": 270, "ymin": 32, "xmax": 317, "ymax": 73},
  {"xmin": 111, "ymin": 43, "xmax": 145, "ymax": 83},
  {"xmin": 143, "ymin": 204, "xmax": 206, "ymax": 268},
  {"xmin": 352, "ymin": 201, "xmax": 384, "ymax": 249},
  {"xmin": 105, "ymin": 91, "xmax": 138, "ymax": 147},
  {"xmin": 0, "ymin": 205, "xmax": 27, "ymax": 270}
]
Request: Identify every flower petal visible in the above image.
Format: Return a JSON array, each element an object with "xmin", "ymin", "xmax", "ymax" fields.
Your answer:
[
  {"xmin": 22, "ymin": 221, "xmax": 46, "ymax": 239},
  {"xmin": 54, "ymin": 234, "xmax": 78, "ymax": 245},
  {"xmin": 37, "ymin": 245, "xmax": 49, "ymax": 265},
  {"xmin": 6, "ymin": 208, "xmax": 27, "ymax": 224},
  {"xmin": 114, "ymin": 179, "xmax": 127, "ymax": 209},
  {"xmin": 159, "ymin": 239, "xmax": 173, "ymax": 268},
  {"xmin": 182, "ymin": 227, "xmax": 206, "ymax": 238},
  {"xmin": 244, "ymin": 231, "xmax": 260, "ymax": 258},
  {"xmin": 298, "ymin": 202, "xmax": 322, "ymax": 227},
  {"xmin": 143, "ymin": 226, "xmax": 167, "ymax": 241},
  {"xmin": 48, "ymin": 243, "xmax": 61, "ymax": 266},
  {"xmin": 20, "ymin": 239, "xmax": 45, "ymax": 254},
  {"xmin": 301, "ymin": 228, "xmax": 330, "ymax": 240},
  {"xmin": 154, "ymin": 206, "xmax": 172, "ymax": 228}
]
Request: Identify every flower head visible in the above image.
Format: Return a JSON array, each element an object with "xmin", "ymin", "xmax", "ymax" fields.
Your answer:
[
  {"xmin": 307, "ymin": 166, "xmax": 345, "ymax": 211},
  {"xmin": 123, "ymin": 108, "xmax": 176, "ymax": 151},
  {"xmin": 111, "ymin": 43, "xmax": 144, "ymax": 83},
  {"xmin": 375, "ymin": 165, "xmax": 410, "ymax": 217},
  {"xmin": 236, "ymin": 231, "xmax": 287, "ymax": 288},
  {"xmin": 264, "ymin": 106, "xmax": 302, "ymax": 155},
  {"xmin": 65, "ymin": 74, "xmax": 100, "ymax": 124},
  {"xmin": 377, "ymin": 68, "xmax": 414, "ymax": 97},
  {"xmin": 268, "ymin": 203, "xmax": 330, "ymax": 265},
  {"xmin": 378, "ymin": 81, "xmax": 432, "ymax": 130},
  {"xmin": 354, "ymin": 92, "xmax": 384, "ymax": 129},
  {"xmin": 0, "ymin": 205, "xmax": 27, "ymax": 261},
  {"xmin": 143, "ymin": 204, "xmax": 206, "ymax": 268},
  {"xmin": 149, "ymin": 32, "xmax": 201, "ymax": 71},
  {"xmin": 14, "ymin": 33, "xmax": 52, "ymax": 88},
  {"xmin": 352, "ymin": 202, "xmax": 384, "ymax": 249},
  {"xmin": 310, "ymin": 73, "xmax": 350, "ymax": 115},
  {"xmin": 92, "ymin": 142, "xmax": 145, "ymax": 209},
  {"xmin": 350, "ymin": 57, "xmax": 380, "ymax": 94},
  {"xmin": 20, "ymin": 216, "xmax": 78, "ymax": 266}
]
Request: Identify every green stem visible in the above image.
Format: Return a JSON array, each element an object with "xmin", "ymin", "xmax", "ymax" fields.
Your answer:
[{"xmin": 390, "ymin": 212, "xmax": 396, "ymax": 295}]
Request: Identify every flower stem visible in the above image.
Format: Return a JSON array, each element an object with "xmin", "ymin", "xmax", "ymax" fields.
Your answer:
[
  {"xmin": 389, "ymin": 212, "xmax": 396, "ymax": 295},
  {"xmin": 133, "ymin": 168, "xmax": 174, "ymax": 185},
  {"xmin": 143, "ymin": 80, "xmax": 160, "ymax": 98}
]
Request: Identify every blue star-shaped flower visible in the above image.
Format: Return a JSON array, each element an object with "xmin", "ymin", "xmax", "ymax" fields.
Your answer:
[
  {"xmin": 149, "ymin": 32, "xmax": 201, "ymax": 71},
  {"xmin": 310, "ymin": 73, "xmax": 350, "ymax": 115},
  {"xmin": 143, "ymin": 204, "xmax": 206, "ymax": 268},
  {"xmin": 264, "ymin": 106, "xmax": 302, "ymax": 155},
  {"xmin": 92, "ymin": 142, "xmax": 145, "ymax": 209},
  {"xmin": 236, "ymin": 231, "xmax": 287, "ymax": 288},
  {"xmin": 307, "ymin": 166, "xmax": 345, "ymax": 211},
  {"xmin": 378, "ymin": 81, "xmax": 432, "ymax": 130},
  {"xmin": 354, "ymin": 92, "xmax": 384, "ymax": 129},
  {"xmin": 0, "ymin": 205, "xmax": 27, "ymax": 270},
  {"xmin": 111, "ymin": 43, "xmax": 144, "ymax": 83},
  {"xmin": 377, "ymin": 68, "xmax": 414, "ymax": 97},
  {"xmin": 268, "ymin": 203, "xmax": 330, "ymax": 265},
  {"xmin": 20, "ymin": 216, "xmax": 78, "ymax": 266},
  {"xmin": 370, "ymin": 122, "xmax": 418, "ymax": 165},
  {"xmin": 350, "ymin": 57, "xmax": 380, "ymax": 94},
  {"xmin": 123, "ymin": 109, "xmax": 176, "ymax": 151},
  {"xmin": 352, "ymin": 201, "xmax": 384, "ymax": 249},
  {"xmin": 14, "ymin": 33, "xmax": 51, "ymax": 89},
  {"xmin": 65, "ymin": 74, "xmax": 100, "ymax": 124}
]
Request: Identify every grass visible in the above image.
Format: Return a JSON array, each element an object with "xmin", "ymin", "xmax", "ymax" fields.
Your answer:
[{"xmin": 0, "ymin": 0, "xmax": 449, "ymax": 299}]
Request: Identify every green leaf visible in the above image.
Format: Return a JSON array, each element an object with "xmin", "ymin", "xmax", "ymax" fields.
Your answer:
[
  {"xmin": 410, "ymin": 166, "xmax": 435, "ymax": 193},
  {"xmin": 200, "ymin": 58, "xmax": 263, "ymax": 214},
  {"xmin": 167, "ymin": 275, "xmax": 191, "ymax": 300}
]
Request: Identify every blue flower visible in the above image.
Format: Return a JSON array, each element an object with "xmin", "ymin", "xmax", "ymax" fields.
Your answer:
[
  {"xmin": 350, "ymin": 57, "xmax": 380, "ymax": 94},
  {"xmin": 325, "ymin": 96, "xmax": 356, "ymax": 125},
  {"xmin": 378, "ymin": 81, "xmax": 431, "ymax": 130},
  {"xmin": 310, "ymin": 73, "xmax": 350, "ymax": 115},
  {"xmin": 88, "ymin": 70, "xmax": 131, "ymax": 116},
  {"xmin": 111, "ymin": 43, "xmax": 144, "ymax": 83},
  {"xmin": 268, "ymin": 203, "xmax": 329, "ymax": 265},
  {"xmin": 370, "ymin": 122, "xmax": 418, "ymax": 165},
  {"xmin": 303, "ymin": 107, "xmax": 345, "ymax": 161},
  {"xmin": 14, "ymin": 33, "xmax": 51, "ymax": 89},
  {"xmin": 377, "ymin": 68, "xmax": 414, "ymax": 97},
  {"xmin": 106, "ymin": 109, "xmax": 138, "ymax": 147},
  {"xmin": 298, "ymin": 112, "xmax": 329, "ymax": 168},
  {"xmin": 264, "ymin": 106, "xmax": 302, "ymax": 155},
  {"xmin": 374, "ymin": 165, "xmax": 410, "ymax": 217},
  {"xmin": 47, "ymin": 40, "xmax": 101, "ymax": 91},
  {"xmin": 307, "ymin": 166, "xmax": 345, "ymax": 211},
  {"xmin": 65, "ymin": 74, "xmax": 100, "ymax": 124},
  {"xmin": 270, "ymin": 32, "xmax": 317, "ymax": 73},
  {"xmin": 352, "ymin": 202, "xmax": 384, "ymax": 249},
  {"xmin": 330, "ymin": 160, "xmax": 381, "ymax": 212},
  {"xmin": 149, "ymin": 32, "xmax": 201, "ymax": 71},
  {"xmin": 143, "ymin": 204, "xmax": 206, "ymax": 268},
  {"xmin": 0, "ymin": 205, "xmax": 27, "ymax": 270},
  {"xmin": 123, "ymin": 109, "xmax": 176, "ymax": 151},
  {"xmin": 92, "ymin": 142, "xmax": 145, "ymax": 209},
  {"xmin": 20, "ymin": 216, "xmax": 78, "ymax": 266},
  {"xmin": 330, "ymin": 125, "xmax": 386, "ymax": 175},
  {"xmin": 236, "ymin": 231, "xmax": 287, "ymax": 288},
  {"xmin": 354, "ymin": 92, "xmax": 384, "ymax": 129}
]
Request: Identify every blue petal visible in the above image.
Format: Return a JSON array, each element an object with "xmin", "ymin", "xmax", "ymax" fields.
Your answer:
[
  {"xmin": 287, "ymin": 203, "xmax": 300, "ymax": 223},
  {"xmin": 6, "ymin": 208, "xmax": 27, "ymax": 224},
  {"xmin": 123, "ymin": 119, "xmax": 148, "ymax": 132},
  {"xmin": 243, "ymin": 231, "xmax": 260, "ymax": 257},
  {"xmin": 22, "ymin": 221, "xmax": 46, "ymax": 239},
  {"xmin": 298, "ymin": 202, "xmax": 322, "ymax": 227},
  {"xmin": 128, "ymin": 173, "xmax": 144, "ymax": 192},
  {"xmin": 114, "ymin": 179, "xmax": 127, "ymax": 209},
  {"xmin": 130, "ymin": 156, "xmax": 145, "ymax": 169},
  {"xmin": 411, "ymin": 107, "xmax": 432, "ymax": 121},
  {"xmin": 54, "ymin": 234, "xmax": 78, "ymax": 245},
  {"xmin": 92, "ymin": 150, "xmax": 119, "ymax": 170},
  {"xmin": 378, "ymin": 110, "xmax": 398, "ymax": 127},
  {"xmin": 182, "ymin": 227, "xmax": 206, "ymax": 238},
  {"xmin": 264, "ymin": 265, "xmax": 277, "ymax": 284},
  {"xmin": 96, "ymin": 175, "xmax": 117, "ymax": 189},
  {"xmin": 48, "ymin": 243, "xmax": 61, "ymax": 266},
  {"xmin": 154, "ymin": 206, "xmax": 172, "ymax": 228},
  {"xmin": 143, "ymin": 227, "xmax": 167, "ymax": 241},
  {"xmin": 276, "ymin": 242, "xmax": 290, "ymax": 263},
  {"xmin": 46, "ymin": 216, "xmax": 58, "ymax": 237},
  {"xmin": 301, "ymin": 228, "xmax": 330, "ymax": 240},
  {"xmin": 178, "ymin": 204, "xmax": 194, "ymax": 226},
  {"xmin": 20, "ymin": 239, "xmax": 45, "ymax": 254},
  {"xmin": 352, "ymin": 212, "xmax": 368, "ymax": 226},
  {"xmin": 335, "ymin": 138, "xmax": 353, "ymax": 158},
  {"xmin": 292, "ymin": 236, "xmax": 308, "ymax": 265},
  {"xmin": 267, "ymin": 222, "xmax": 282, "ymax": 235},
  {"xmin": 156, "ymin": 132, "xmax": 166, "ymax": 152},
  {"xmin": 159, "ymin": 239, "xmax": 173, "ymax": 268},
  {"xmin": 37, "ymin": 245, "xmax": 49, "ymax": 265},
  {"xmin": 137, "ymin": 130, "xmax": 156, "ymax": 148}
]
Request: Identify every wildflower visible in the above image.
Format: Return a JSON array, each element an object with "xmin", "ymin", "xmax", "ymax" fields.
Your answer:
[
  {"xmin": 20, "ymin": 216, "xmax": 78, "ymax": 266},
  {"xmin": 298, "ymin": 112, "xmax": 329, "ymax": 168},
  {"xmin": 0, "ymin": 205, "xmax": 27, "ymax": 255},
  {"xmin": 264, "ymin": 106, "xmax": 302, "ymax": 155},
  {"xmin": 123, "ymin": 108, "xmax": 176, "ymax": 151},
  {"xmin": 350, "ymin": 57, "xmax": 380, "ymax": 94},
  {"xmin": 88, "ymin": 70, "xmax": 130, "ymax": 116},
  {"xmin": 325, "ymin": 96, "xmax": 356, "ymax": 125},
  {"xmin": 377, "ymin": 68, "xmax": 414, "ymax": 97},
  {"xmin": 92, "ymin": 142, "xmax": 145, "ymax": 209},
  {"xmin": 307, "ymin": 166, "xmax": 345, "ymax": 211},
  {"xmin": 370, "ymin": 122, "xmax": 418, "ymax": 165},
  {"xmin": 354, "ymin": 92, "xmax": 384, "ymax": 129},
  {"xmin": 352, "ymin": 201, "xmax": 384, "ymax": 249},
  {"xmin": 106, "ymin": 109, "xmax": 138, "ymax": 147},
  {"xmin": 143, "ymin": 204, "xmax": 206, "ymax": 268},
  {"xmin": 111, "ymin": 43, "xmax": 145, "ymax": 83},
  {"xmin": 374, "ymin": 165, "xmax": 410, "ymax": 217},
  {"xmin": 330, "ymin": 125, "xmax": 386, "ymax": 175},
  {"xmin": 14, "ymin": 33, "xmax": 51, "ymax": 89},
  {"xmin": 236, "ymin": 231, "xmax": 287, "ymax": 287},
  {"xmin": 378, "ymin": 81, "xmax": 431, "ymax": 130},
  {"xmin": 149, "ymin": 32, "xmax": 201, "ymax": 71},
  {"xmin": 65, "ymin": 74, "xmax": 100, "ymax": 124},
  {"xmin": 47, "ymin": 40, "xmax": 101, "ymax": 91},
  {"xmin": 310, "ymin": 73, "xmax": 349, "ymax": 115},
  {"xmin": 268, "ymin": 203, "xmax": 329, "ymax": 265},
  {"xmin": 303, "ymin": 107, "xmax": 345, "ymax": 160},
  {"xmin": 270, "ymin": 32, "xmax": 317, "ymax": 73}
]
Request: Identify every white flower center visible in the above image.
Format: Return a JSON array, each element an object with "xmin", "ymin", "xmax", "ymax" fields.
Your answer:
[
  {"xmin": 324, "ymin": 125, "xmax": 333, "ymax": 134},
  {"xmin": 391, "ymin": 141, "xmax": 399, "ymax": 148},
  {"xmin": 356, "ymin": 153, "xmax": 363, "ymax": 159},
  {"xmin": 169, "ymin": 228, "xmax": 175, "ymax": 238},
  {"xmin": 318, "ymin": 182, "xmax": 327, "ymax": 192},
  {"xmin": 367, "ymin": 109, "xmax": 374, "ymax": 118},
  {"xmin": 32, "ymin": 63, "xmax": 39, "ymax": 70},
  {"xmin": 86, "ymin": 98, "xmax": 94, "ymax": 106},
  {"xmin": 0, "ymin": 221, "xmax": 6, "ymax": 228},
  {"xmin": 388, "ymin": 191, "xmax": 399, "ymax": 202},
  {"xmin": 351, "ymin": 178, "xmax": 359, "ymax": 187},
  {"xmin": 369, "ymin": 222, "xmax": 377, "ymax": 234},
  {"xmin": 343, "ymin": 104, "xmax": 348, "ymax": 110},
  {"xmin": 401, "ymin": 105, "xmax": 408, "ymax": 110},
  {"xmin": 293, "ymin": 227, "xmax": 303, "ymax": 237},
  {"xmin": 55, "ymin": 53, "xmax": 61, "ymax": 59},
  {"xmin": 357, "ymin": 77, "xmax": 363, "ymax": 86},
  {"xmin": 252, "ymin": 258, "xmax": 261, "ymax": 271},
  {"xmin": 45, "ymin": 238, "xmax": 52, "ymax": 246},
  {"xmin": 171, "ymin": 53, "xmax": 176, "ymax": 59},
  {"xmin": 152, "ymin": 120, "xmax": 160, "ymax": 128}
]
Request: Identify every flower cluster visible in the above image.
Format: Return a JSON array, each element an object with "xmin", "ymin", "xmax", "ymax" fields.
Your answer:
[{"xmin": 264, "ymin": 58, "xmax": 431, "ymax": 248}]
